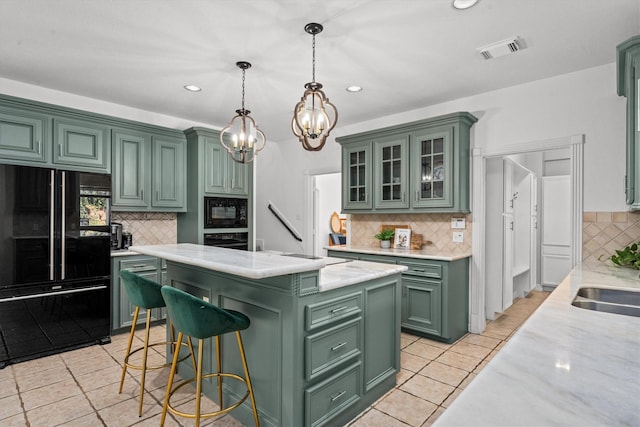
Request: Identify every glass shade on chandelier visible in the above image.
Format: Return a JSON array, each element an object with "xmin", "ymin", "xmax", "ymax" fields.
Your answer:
[
  {"xmin": 220, "ymin": 61, "xmax": 266, "ymax": 164},
  {"xmin": 292, "ymin": 23, "xmax": 338, "ymax": 152}
]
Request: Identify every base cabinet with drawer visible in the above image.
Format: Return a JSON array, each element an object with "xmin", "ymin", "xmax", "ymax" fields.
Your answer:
[
  {"xmin": 111, "ymin": 254, "xmax": 167, "ymax": 333},
  {"xmin": 328, "ymin": 249, "xmax": 470, "ymax": 343},
  {"xmin": 164, "ymin": 261, "xmax": 400, "ymax": 427}
]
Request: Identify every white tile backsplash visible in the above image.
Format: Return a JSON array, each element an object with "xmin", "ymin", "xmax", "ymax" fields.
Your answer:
[{"xmin": 111, "ymin": 212, "xmax": 177, "ymax": 245}]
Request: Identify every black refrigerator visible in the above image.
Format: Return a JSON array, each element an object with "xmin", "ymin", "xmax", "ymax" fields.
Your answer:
[{"xmin": 0, "ymin": 164, "xmax": 112, "ymax": 368}]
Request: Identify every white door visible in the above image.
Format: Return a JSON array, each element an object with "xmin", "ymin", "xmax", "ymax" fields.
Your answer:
[{"xmin": 541, "ymin": 175, "xmax": 572, "ymax": 288}]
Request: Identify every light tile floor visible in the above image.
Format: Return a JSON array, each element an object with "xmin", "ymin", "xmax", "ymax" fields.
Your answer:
[{"xmin": 0, "ymin": 291, "xmax": 548, "ymax": 427}]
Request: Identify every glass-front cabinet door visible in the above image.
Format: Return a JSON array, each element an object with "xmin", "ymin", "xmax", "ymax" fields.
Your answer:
[
  {"xmin": 342, "ymin": 140, "xmax": 372, "ymax": 210},
  {"xmin": 411, "ymin": 127, "xmax": 453, "ymax": 208},
  {"xmin": 374, "ymin": 135, "xmax": 409, "ymax": 209}
]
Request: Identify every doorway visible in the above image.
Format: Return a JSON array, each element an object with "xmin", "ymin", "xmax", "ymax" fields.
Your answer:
[
  {"xmin": 469, "ymin": 135, "xmax": 584, "ymax": 333},
  {"xmin": 303, "ymin": 169, "xmax": 342, "ymax": 257}
]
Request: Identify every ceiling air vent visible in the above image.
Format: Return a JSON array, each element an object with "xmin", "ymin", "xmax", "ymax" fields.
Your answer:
[{"xmin": 478, "ymin": 37, "xmax": 522, "ymax": 60}]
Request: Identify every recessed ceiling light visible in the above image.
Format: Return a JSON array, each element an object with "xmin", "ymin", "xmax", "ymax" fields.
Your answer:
[
  {"xmin": 184, "ymin": 84, "xmax": 201, "ymax": 92},
  {"xmin": 346, "ymin": 85, "xmax": 362, "ymax": 93},
  {"xmin": 452, "ymin": 0, "xmax": 479, "ymax": 10}
]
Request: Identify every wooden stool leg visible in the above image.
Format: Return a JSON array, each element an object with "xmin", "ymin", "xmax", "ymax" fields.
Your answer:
[
  {"xmin": 236, "ymin": 331, "xmax": 260, "ymax": 427},
  {"xmin": 137, "ymin": 309, "xmax": 152, "ymax": 417},
  {"xmin": 195, "ymin": 338, "xmax": 205, "ymax": 427},
  {"xmin": 161, "ymin": 332, "xmax": 183, "ymax": 427},
  {"xmin": 215, "ymin": 335, "xmax": 223, "ymax": 409},
  {"xmin": 119, "ymin": 306, "xmax": 140, "ymax": 394}
]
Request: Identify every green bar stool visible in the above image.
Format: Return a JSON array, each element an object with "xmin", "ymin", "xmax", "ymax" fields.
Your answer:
[
  {"xmin": 160, "ymin": 286, "xmax": 259, "ymax": 427},
  {"xmin": 118, "ymin": 270, "xmax": 196, "ymax": 417}
]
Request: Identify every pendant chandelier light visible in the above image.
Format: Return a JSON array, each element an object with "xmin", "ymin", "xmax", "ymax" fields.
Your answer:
[
  {"xmin": 220, "ymin": 61, "xmax": 266, "ymax": 164},
  {"xmin": 292, "ymin": 23, "xmax": 338, "ymax": 151}
]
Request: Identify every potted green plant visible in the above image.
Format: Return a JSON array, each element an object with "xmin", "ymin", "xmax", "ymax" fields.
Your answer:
[
  {"xmin": 609, "ymin": 241, "xmax": 640, "ymax": 269},
  {"xmin": 374, "ymin": 229, "xmax": 395, "ymax": 248}
]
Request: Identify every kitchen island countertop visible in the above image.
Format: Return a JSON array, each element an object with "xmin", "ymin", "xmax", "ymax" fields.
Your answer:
[
  {"xmin": 130, "ymin": 243, "xmax": 406, "ymax": 291},
  {"xmin": 435, "ymin": 263, "xmax": 640, "ymax": 426}
]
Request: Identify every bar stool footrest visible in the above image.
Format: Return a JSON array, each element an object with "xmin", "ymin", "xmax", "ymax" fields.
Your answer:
[{"xmin": 124, "ymin": 341, "xmax": 192, "ymax": 372}]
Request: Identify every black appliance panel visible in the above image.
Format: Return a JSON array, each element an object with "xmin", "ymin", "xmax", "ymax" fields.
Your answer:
[
  {"xmin": 203, "ymin": 232, "xmax": 249, "ymax": 251},
  {"xmin": 0, "ymin": 165, "xmax": 111, "ymax": 367},
  {"xmin": 204, "ymin": 197, "xmax": 248, "ymax": 229}
]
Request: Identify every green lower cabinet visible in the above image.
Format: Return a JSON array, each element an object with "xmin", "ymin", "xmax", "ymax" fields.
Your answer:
[
  {"xmin": 165, "ymin": 262, "xmax": 400, "ymax": 427},
  {"xmin": 401, "ymin": 276, "xmax": 442, "ymax": 336},
  {"xmin": 328, "ymin": 250, "xmax": 470, "ymax": 343},
  {"xmin": 111, "ymin": 254, "xmax": 166, "ymax": 333}
]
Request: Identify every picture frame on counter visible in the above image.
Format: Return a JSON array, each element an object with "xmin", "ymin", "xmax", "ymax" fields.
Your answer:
[{"xmin": 394, "ymin": 228, "xmax": 411, "ymax": 249}]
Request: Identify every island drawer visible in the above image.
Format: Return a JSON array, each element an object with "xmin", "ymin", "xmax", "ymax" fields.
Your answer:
[
  {"xmin": 305, "ymin": 362, "xmax": 361, "ymax": 427},
  {"xmin": 305, "ymin": 317, "xmax": 362, "ymax": 380},
  {"xmin": 305, "ymin": 292, "xmax": 362, "ymax": 331},
  {"xmin": 119, "ymin": 257, "xmax": 159, "ymax": 273},
  {"xmin": 399, "ymin": 259, "xmax": 442, "ymax": 279}
]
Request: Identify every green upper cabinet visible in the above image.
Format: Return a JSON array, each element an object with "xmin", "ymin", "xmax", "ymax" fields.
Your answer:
[
  {"xmin": 374, "ymin": 134, "xmax": 409, "ymax": 209},
  {"xmin": 112, "ymin": 129, "xmax": 149, "ymax": 208},
  {"xmin": 617, "ymin": 35, "xmax": 640, "ymax": 209},
  {"xmin": 411, "ymin": 126, "xmax": 454, "ymax": 209},
  {"xmin": 112, "ymin": 128, "xmax": 186, "ymax": 212},
  {"xmin": 342, "ymin": 140, "xmax": 373, "ymax": 210},
  {"xmin": 0, "ymin": 107, "xmax": 49, "ymax": 163},
  {"xmin": 337, "ymin": 112, "xmax": 477, "ymax": 213},
  {"xmin": 204, "ymin": 135, "xmax": 250, "ymax": 196},
  {"xmin": 152, "ymin": 136, "xmax": 186, "ymax": 209},
  {"xmin": 53, "ymin": 118, "xmax": 110, "ymax": 172}
]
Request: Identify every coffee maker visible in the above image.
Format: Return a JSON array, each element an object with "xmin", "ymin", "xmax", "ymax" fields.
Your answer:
[{"xmin": 110, "ymin": 222, "xmax": 123, "ymax": 250}]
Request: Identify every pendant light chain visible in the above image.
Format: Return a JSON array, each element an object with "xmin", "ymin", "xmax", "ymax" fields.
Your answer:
[
  {"xmin": 241, "ymin": 66, "xmax": 246, "ymax": 111},
  {"xmin": 311, "ymin": 33, "xmax": 316, "ymax": 83}
]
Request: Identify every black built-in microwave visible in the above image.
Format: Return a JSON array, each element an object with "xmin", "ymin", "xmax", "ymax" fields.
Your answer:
[{"xmin": 204, "ymin": 197, "xmax": 248, "ymax": 228}]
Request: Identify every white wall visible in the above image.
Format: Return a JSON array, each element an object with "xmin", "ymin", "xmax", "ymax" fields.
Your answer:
[
  {"xmin": 1, "ymin": 63, "xmax": 627, "ymax": 253},
  {"xmin": 254, "ymin": 63, "xmax": 626, "ymax": 252}
]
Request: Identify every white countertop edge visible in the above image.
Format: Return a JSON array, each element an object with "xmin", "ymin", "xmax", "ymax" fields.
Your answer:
[
  {"xmin": 326, "ymin": 245, "xmax": 471, "ymax": 261},
  {"xmin": 129, "ymin": 244, "xmax": 327, "ymax": 279}
]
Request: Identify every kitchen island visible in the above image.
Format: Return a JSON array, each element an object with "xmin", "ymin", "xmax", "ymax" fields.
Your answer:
[
  {"xmin": 435, "ymin": 263, "xmax": 640, "ymax": 426},
  {"xmin": 130, "ymin": 244, "xmax": 407, "ymax": 427}
]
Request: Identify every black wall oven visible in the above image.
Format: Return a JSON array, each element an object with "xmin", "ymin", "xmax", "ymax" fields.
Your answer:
[
  {"xmin": 204, "ymin": 197, "xmax": 248, "ymax": 229},
  {"xmin": 0, "ymin": 165, "xmax": 111, "ymax": 368},
  {"xmin": 203, "ymin": 232, "xmax": 248, "ymax": 251}
]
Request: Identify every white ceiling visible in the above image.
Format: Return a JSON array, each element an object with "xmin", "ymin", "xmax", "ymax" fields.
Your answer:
[{"xmin": 1, "ymin": 0, "xmax": 638, "ymax": 142}]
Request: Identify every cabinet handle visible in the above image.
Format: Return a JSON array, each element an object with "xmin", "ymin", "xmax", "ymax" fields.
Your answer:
[
  {"xmin": 58, "ymin": 143, "xmax": 62, "ymax": 156},
  {"xmin": 331, "ymin": 342, "xmax": 347, "ymax": 352},
  {"xmin": 131, "ymin": 264, "xmax": 148, "ymax": 268},
  {"xmin": 156, "ymin": 190, "xmax": 159, "ymax": 201},
  {"xmin": 330, "ymin": 390, "xmax": 347, "ymax": 402},
  {"xmin": 415, "ymin": 190, "xmax": 419, "ymax": 201},
  {"xmin": 141, "ymin": 189, "xmax": 144, "ymax": 200},
  {"xmin": 402, "ymin": 192, "xmax": 405, "ymax": 202},
  {"xmin": 37, "ymin": 140, "xmax": 41, "ymax": 154},
  {"xmin": 330, "ymin": 306, "xmax": 348, "ymax": 314},
  {"xmin": 413, "ymin": 268, "xmax": 425, "ymax": 273}
]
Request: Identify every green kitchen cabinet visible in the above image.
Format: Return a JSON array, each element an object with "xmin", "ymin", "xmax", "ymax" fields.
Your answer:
[
  {"xmin": 401, "ymin": 274, "xmax": 442, "ymax": 336},
  {"xmin": 617, "ymin": 35, "xmax": 640, "ymax": 209},
  {"xmin": 111, "ymin": 254, "xmax": 166, "ymax": 333},
  {"xmin": 177, "ymin": 127, "xmax": 254, "ymax": 246},
  {"xmin": 337, "ymin": 112, "xmax": 477, "ymax": 213},
  {"xmin": 203, "ymin": 134, "xmax": 250, "ymax": 196},
  {"xmin": 111, "ymin": 128, "xmax": 186, "ymax": 211},
  {"xmin": 328, "ymin": 249, "xmax": 470, "ymax": 343},
  {"xmin": 53, "ymin": 117, "xmax": 110, "ymax": 172},
  {"xmin": 342, "ymin": 140, "xmax": 373, "ymax": 210},
  {"xmin": 373, "ymin": 134, "xmax": 410, "ymax": 209},
  {"xmin": 0, "ymin": 106, "xmax": 49, "ymax": 164}
]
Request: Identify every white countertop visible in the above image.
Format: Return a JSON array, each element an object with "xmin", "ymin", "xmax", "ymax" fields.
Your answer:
[
  {"xmin": 435, "ymin": 263, "xmax": 640, "ymax": 427},
  {"xmin": 128, "ymin": 244, "xmax": 406, "ymax": 291},
  {"xmin": 130, "ymin": 244, "xmax": 327, "ymax": 279},
  {"xmin": 326, "ymin": 245, "xmax": 472, "ymax": 261}
]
